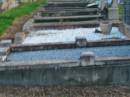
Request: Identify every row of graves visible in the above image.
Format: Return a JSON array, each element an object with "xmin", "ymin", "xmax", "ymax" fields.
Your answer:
[{"xmin": 0, "ymin": 0, "xmax": 130, "ymax": 86}]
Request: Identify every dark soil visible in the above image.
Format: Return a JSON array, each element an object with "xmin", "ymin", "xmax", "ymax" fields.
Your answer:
[{"xmin": 0, "ymin": 85, "xmax": 130, "ymax": 97}]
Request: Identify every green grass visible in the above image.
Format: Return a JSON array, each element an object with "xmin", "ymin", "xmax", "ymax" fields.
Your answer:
[
  {"xmin": 118, "ymin": 4, "xmax": 124, "ymax": 20},
  {"xmin": 0, "ymin": 0, "xmax": 46, "ymax": 35}
]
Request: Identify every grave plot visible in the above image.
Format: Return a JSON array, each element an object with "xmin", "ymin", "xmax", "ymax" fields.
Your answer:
[
  {"xmin": 0, "ymin": 0, "xmax": 130, "ymax": 86},
  {"xmin": 32, "ymin": 0, "xmax": 103, "ymax": 30}
]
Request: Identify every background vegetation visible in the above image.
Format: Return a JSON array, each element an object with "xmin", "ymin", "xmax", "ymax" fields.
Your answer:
[
  {"xmin": 118, "ymin": 4, "xmax": 124, "ymax": 20},
  {"xmin": 0, "ymin": 0, "xmax": 46, "ymax": 35}
]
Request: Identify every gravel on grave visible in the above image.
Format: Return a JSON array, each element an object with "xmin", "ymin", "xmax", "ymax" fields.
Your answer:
[{"xmin": 0, "ymin": 85, "xmax": 130, "ymax": 97}]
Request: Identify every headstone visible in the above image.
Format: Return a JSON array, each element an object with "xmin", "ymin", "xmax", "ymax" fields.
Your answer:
[
  {"xmin": 108, "ymin": 0, "xmax": 119, "ymax": 20},
  {"xmin": 112, "ymin": 0, "xmax": 118, "ymax": 8}
]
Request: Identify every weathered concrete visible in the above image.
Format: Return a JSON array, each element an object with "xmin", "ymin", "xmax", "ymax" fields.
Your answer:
[
  {"xmin": 0, "ymin": 47, "xmax": 10, "ymax": 62},
  {"xmin": 41, "ymin": 8, "xmax": 99, "ymax": 13},
  {"xmin": 34, "ymin": 15, "xmax": 103, "ymax": 23},
  {"xmin": 45, "ymin": 2, "xmax": 88, "ymax": 7},
  {"xmin": 40, "ymin": 8, "xmax": 99, "ymax": 17},
  {"xmin": 14, "ymin": 32, "xmax": 26, "ymax": 45},
  {"xmin": 47, "ymin": 0, "xmax": 95, "ymax": 3},
  {"xmin": 108, "ymin": 0, "xmax": 119, "ymax": 21},
  {"xmin": 32, "ymin": 0, "xmax": 101, "ymax": 31},
  {"xmin": 0, "ymin": 40, "xmax": 12, "ymax": 47},
  {"xmin": 108, "ymin": 8, "xmax": 119, "ymax": 20},
  {"xmin": 0, "ymin": 39, "xmax": 12, "ymax": 62},
  {"xmin": 100, "ymin": 21, "xmax": 112, "ymax": 34},
  {"xmin": 32, "ymin": 20, "xmax": 120, "ymax": 30},
  {"xmin": 0, "ymin": 0, "xmax": 128, "ymax": 86},
  {"xmin": 32, "ymin": 20, "xmax": 100, "ymax": 30},
  {"xmin": 7, "ymin": 45, "xmax": 130, "ymax": 61},
  {"xmin": 80, "ymin": 51, "xmax": 95, "ymax": 66},
  {"xmin": 75, "ymin": 37, "xmax": 87, "ymax": 47},
  {"xmin": 10, "ymin": 39, "xmax": 130, "ymax": 52},
  {"xmin": 0, "ymin": 57, "xmax": 130, "ymax": 86},
  {"xmin": 119, "ymin": 23, "xmax": 130, "ymax": 38}
]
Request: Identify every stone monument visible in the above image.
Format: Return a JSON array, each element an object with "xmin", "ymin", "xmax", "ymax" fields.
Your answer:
[
  {"xmin": 99, "ymin": 0, "xmax": 108, "ymax": 19},
  {"xmin": 100, "ymin": 0, "xmax": 108, "ymax": 11},
  {"xmin": 108, "ymin": 0, "xmax": 119, "ymax": 21}
]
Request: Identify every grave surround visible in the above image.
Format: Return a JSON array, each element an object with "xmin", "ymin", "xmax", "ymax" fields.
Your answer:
[{"xmin": 0, "ymin": 0, "xmax": 130, "ymax": 86}]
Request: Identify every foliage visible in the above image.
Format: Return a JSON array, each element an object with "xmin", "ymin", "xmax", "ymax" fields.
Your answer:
[
  {"xmin": 0, "ymin": 0, "xmax": 46, "ymax": 35},
  {"xmin": 118, "ymin": 4, "xmax": 124, "ymax": 20}
]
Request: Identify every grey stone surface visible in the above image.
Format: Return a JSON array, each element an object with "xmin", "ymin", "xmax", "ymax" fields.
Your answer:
[
  {"xmin": 112, "ymin": 0, "xmax": 118, "ymax": 8},
  {"xmin": 0, "ymin": 40, "xmax": 12, "ymax": 47},
  {"xmin": 108, "ymin": 0, "xmax": 119, "ymax": 20},
  {"xmin": 80, "ymin": 51, "xmax": 95, "ymax": 66},
  {"xmin": 120, "ymin": 23, "xmax": 130, "ymax": 38},
  {"xmin": 7, "ymin": 45, "xmax": 130, "ymax": 61},
  {"xmin": 0, "ymin": 62, "xmax": 130, "ymax": 86},
  {"xmin": 124, "ymin": 24, "xmax": 130, "ymax": 38},
  {"xmin": 100, "ymin": 0, "xmax": 108, "ymax": 10},
  {"xmin": 14, "ymin": 32, "xmax": 25, "ymax": 45},
  {"xmin": 100, "ymin": 21, "xmax": 112, "ymax": 34},
  {"xmin": 0, "ymin": 47, "xmax": 9, "ymax": 62},
  {"xmin": 75, "ymin": 37, "xmax": 87, "ymax": 47},
  {"xmin": 108, "ymin": 8, "xmax": 119, "ymax": 20}
]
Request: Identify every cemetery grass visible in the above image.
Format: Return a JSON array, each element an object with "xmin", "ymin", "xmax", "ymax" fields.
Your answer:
[{"xmin": 0, "ymin": 0, "xmax": 46, "ymax": 35}]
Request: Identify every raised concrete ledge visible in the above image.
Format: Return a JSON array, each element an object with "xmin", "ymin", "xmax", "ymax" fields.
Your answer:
[
  {"xmin": 0, "ymin": 60, "xmax": 78, "ymax": 71},
  {"xmin": 0, "ymin": 40, "xmax": 12, "ymax": 47},
  {"xmin": 0, "ymin": 47, "xmax": 10, "ymax": 55},
  {"xmin": 96, "ymin": 57, "xmax": 130, "ymax": 65},
  {"xmin": 38, "ymin": 8, "xmax": 100, "ymax": 16},
  {"xmin": 41, "ymin": 8, "xmax": 99, "ymax": 13},
  {"xmin": 11, "ymin": 42, "xmax": 76, "ymax": 52},
  {"xmin": 43, "ymin": 7, "xmax": 88, "ymax": 10},
  {"xmin": 0, "ymin": 57, "xmax": 130, "ymax": 71},
  {"xmin": 33, "ymin": 15, "xmax": 103, "ymax": 23},
  {"xmin": 32, "ymin": 21, "xmax": 119, "ymax": 30},
  {"xmin": 0, "ymin": 56, "xmax": 130, "ymax": 86},
  {"xmin": 32, "ymin": 21, "xmax": 99, "ymax": 30},
  {"xmin": 47, "ymin": 2, "xmax": 88, "ymax": 4},
  {"xmin": 11, "ymin": 39, "xmax": 130, "ymax": 52},
  {"xmin": 45, "ymin": 2, "xmax": 88, "ymax": 7}
]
